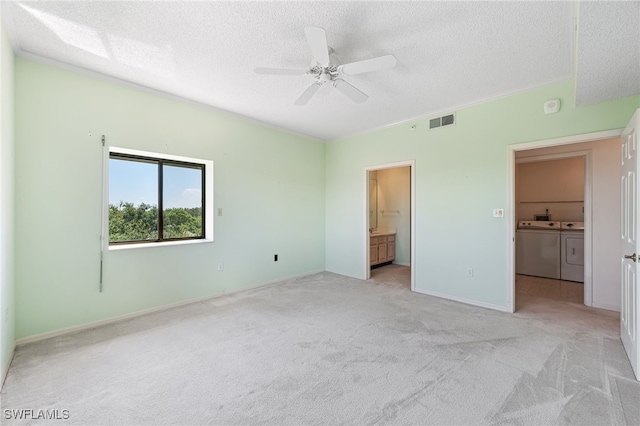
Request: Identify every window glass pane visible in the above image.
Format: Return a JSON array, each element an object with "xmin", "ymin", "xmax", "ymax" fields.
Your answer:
[
  {"xmin": 109, "ymin": 157, "xmax": 158, "ymax": 242},
  {"xmin": 162, "ymin": 164, "xmax": 203, "ymax": 239}
]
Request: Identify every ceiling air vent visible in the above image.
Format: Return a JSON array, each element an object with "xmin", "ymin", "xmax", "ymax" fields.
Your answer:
[{"xmin": 429, "ymin": 113, "xmax": 456, "ymax": 130}]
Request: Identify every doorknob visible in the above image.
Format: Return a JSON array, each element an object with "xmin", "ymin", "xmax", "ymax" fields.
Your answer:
[{"xmin": 625, "ymin": 253, "xmax": 637, "ymax": 262}]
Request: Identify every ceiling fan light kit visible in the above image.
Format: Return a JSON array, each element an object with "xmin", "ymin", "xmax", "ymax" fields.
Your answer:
[{"xmin": 254, "ymin": 26, "xmax": 397, "ymax": 106}]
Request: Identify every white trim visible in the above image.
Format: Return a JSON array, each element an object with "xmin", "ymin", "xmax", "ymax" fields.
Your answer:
[
  {"xmin": 10, "ymin": 48, "xmax": 574, "ymax": 144},
  {"xmin": 394, "ymin": 262, "xmax": 411, "ymax": 267},
  {"xmin": 513, "ymin": 150, "xmax": 593, "ymax": 307},
  {"xmin": 109, "ymin": 238, "xmax": 212, "ymax": 251},
  {"xmin": 335, "ymin": 75, "xmax": 574, "ymax": 142},
  {"xmin": 110, "ymin": 146, "xmax": 211, "ymax": 165},
  {"xmin": 507, "ymin": 128, "xmax": 623, "ymax": 314},
  {"xmin": 13, "ymin": 51, "xmax": 323, "ymax": 143},
  {"xmin": 1, "ymin": 342, "xmax": 15, "ymax": 390},
  {"xmin": 107, "ymin": 146, "xmax": 214, "ymax": 248},
  {"xmin": 413, "ymin": 288, "xmax": 511, "ymax": 313},
  {"xmin": 592, "ymin": 302, "xmax": 621, "ymax": 313},
  {"xmin": 510, "ymin": 129, "xmax": 621, "ymax": 151},
  {"xmin": 15, "ymin": 269, "xmax": 324, "ymax": 346},
  {"xmin": 363, "ymin": 160, "xmax": 416, "ymax": 292}
]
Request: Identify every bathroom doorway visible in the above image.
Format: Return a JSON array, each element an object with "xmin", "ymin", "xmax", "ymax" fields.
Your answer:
[{"xmin": 364, "ymin": 160, "xmax": 415, "ymax": 291}]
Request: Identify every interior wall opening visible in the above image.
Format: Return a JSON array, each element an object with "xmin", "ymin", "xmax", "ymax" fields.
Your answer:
[
  {"xmin": 365, "ymin": 162, "xmax": 415, "ymax": 291},
  {"xmin": 510, "ymin": 135, "xmax": 622, "ymax": 315},
  {"xmin": 514, "ymin": 154, "xmax": 587, "ymax": 310}
]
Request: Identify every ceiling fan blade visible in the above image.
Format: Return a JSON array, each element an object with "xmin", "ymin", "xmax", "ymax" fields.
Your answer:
[
  {"xmin": 339, "ymin": 55, "xmax": 397, "ymax": 75},
  {"xmin": 254, "ymin": 67, "xmax": 307, "ymax": 76},
  {"xmin": 333, "ymin": 79, "xmax": 368, "ymax": 104},
  {"xmin": 304, "ymin": 26, "xmax": 330, "ymax": 66},
  {"xmin": 294, "ymin": 83, "xmax": 322, "ymax": 106}
]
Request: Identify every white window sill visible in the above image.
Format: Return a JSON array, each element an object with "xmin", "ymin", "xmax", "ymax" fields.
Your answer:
[{"xmin": 108, "ymin": 238, "xmax": 213, "ymax": 251}]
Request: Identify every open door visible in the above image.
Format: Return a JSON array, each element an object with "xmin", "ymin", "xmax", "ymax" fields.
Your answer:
[{"xmin": 621, "ymin": 109, "xmax": 640, "ymax": 380}]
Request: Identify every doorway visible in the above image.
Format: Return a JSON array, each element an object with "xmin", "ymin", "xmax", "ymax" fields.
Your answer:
[
  {"xmin": 514, "ymin": 153, "xmax": 587, "ymax": 309},
  {"xmin": 364, "ymin": 160, "xmax": 415, "ymax": 291},
  {"xmin": 508, "ymin": 130, "xmax": 623, "ymax": 313}
]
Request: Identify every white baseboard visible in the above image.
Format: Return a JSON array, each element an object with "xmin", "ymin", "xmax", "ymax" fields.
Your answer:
[
  {"xmin": 592, "ymin": 302, "xmax": 621, "ymax": 313},
  {"xmin": 413, "ymin": 288, "xmax": 511, "ymax": 313},
  {"xmin": 1, "ymin": 343, "xmax": 15, "ymax": 390},
  {"xmin": 394, "ymin": 261, "xmax": 411, "ymax": 267},
  {"xmin": 16, "ymin": 269, "xmax": 325, "ymax": 346}
]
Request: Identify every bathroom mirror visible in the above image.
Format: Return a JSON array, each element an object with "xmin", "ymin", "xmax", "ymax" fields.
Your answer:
[{"xmin": 369, "ymin": 171, "xmax": 377, "ymax": 230}]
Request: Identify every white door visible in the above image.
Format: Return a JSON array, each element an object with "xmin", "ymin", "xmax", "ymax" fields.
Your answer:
[{"xmin": 621, "ymin": 109, "xmax": 640, "ymax": 380}]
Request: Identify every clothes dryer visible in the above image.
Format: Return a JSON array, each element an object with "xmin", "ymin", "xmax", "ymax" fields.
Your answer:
[{"xmin": 561, "ymin": 222, "xmax": 584, "ymax": 282}]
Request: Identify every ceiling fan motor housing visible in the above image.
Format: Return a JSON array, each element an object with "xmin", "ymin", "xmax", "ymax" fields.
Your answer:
[{"xmin": 309, "ymin": 64, "xmax": 339, "ymax": 85}]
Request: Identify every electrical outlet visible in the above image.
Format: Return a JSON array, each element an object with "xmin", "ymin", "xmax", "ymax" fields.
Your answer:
[
  {"xmin": 217, "ymin": 262, "xmax": 224, "ymax": 271},
  {"xmin": 467, "ymin": 268, "xmax": 473, "ymax": 277},
  {"xmin": 492, "ymin": 209, "xmax": 504, "ymax": 218}
]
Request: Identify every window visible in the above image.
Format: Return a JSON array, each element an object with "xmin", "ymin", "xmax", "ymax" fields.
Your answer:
[{"xmin": 108, "ymin": 148, "xmax": 213, "ymax": 247}]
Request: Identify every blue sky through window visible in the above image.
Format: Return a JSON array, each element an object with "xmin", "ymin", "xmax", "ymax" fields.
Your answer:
[
  {"xmin": 109, "ymin": 158, "xmax": 202, "ymax": 209},
  {"xmin": 163, "ymin": 165, "xmax": 202, "ymax": 209}
]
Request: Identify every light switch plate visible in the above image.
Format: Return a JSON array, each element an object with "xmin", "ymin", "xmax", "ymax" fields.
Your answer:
[{"xmin": 493, "ymin": 209, "xmax": 504, "ymax": 218}]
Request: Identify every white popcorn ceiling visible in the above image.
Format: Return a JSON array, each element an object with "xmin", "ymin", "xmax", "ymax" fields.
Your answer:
[
  {"xmin": 575, "ymin": 1, "xmax": 640, "ymax": 107},
  {"xmin": 1, "ymin": 1, "xmax": 636, "ymax": 141}
]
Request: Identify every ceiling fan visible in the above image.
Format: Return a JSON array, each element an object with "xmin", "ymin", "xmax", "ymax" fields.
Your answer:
[{"xmin": 254, "ymin": 27, "xmax": 397, "ymax": 106}]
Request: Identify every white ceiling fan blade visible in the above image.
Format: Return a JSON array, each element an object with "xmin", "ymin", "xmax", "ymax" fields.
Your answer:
[
  {"xmin": 254, "ymin": 67, "xmax": 307, "ymax": 76},
  {"xmin": 294, "ymin": 83, "xmax": 322, "ymax": 106},
  {"xmin": 304, "ymin": 26, "xmax": 330, "ymax": 66},
  {"xmin": 333, "ymin": 79, "xmax": 368, "ymax": 104},
  {"xmin": 339, "ymin": 55, "xmax": 397, "ymax": 75}
]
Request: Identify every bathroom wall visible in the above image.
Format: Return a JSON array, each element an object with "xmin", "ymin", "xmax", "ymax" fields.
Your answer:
[
  {"xmin": 376, "ymin": 167, "xmax": 410, "ymax": 265},
  {"xmin": 516, "ymin": 157, "xmax": 584, "ymax": 222}
]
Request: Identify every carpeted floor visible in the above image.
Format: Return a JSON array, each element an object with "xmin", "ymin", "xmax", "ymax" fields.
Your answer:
[{"xmin": 1, "ymin": 269, "xmax": 638, "ymax": 425}]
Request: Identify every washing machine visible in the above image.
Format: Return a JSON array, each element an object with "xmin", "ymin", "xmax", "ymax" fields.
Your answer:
[
  {"xmin": 516, "ymin": 221, "xmax": 561, "ymax": 279},
  {"xmin": 561, "ymin": 222, "xmax": 584, "ymax": 282}
]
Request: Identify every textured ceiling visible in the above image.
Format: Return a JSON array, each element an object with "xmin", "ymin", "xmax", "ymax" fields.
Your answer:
[
  {"xmin": 575, "ymin": 1, "xmax": 640, "ymax": 106},
  {"xmin": 0, "ymin": 1, "xmax": 635, "ymax": 141}
]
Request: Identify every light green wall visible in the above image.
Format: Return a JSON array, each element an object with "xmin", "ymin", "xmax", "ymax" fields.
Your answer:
[
  {"xmin": 326, "ymin": 80, "xmax": 639, "ymax": 308},
  {"xmin": 11, "ymin": 54, "xmax": 640, "ymax": 339},
  {"xmin": 15, "ymin": 58, "xmax": 326, "ymax": 339},
  {"xmin": 0, "ymin": 14, "xmax": 16, "ymax": 381}
]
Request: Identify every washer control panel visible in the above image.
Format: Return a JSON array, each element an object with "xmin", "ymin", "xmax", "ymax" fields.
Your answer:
[
  {"xmin": 561, "ymin": 222, "xmax": 585, "ymax": 230},
  {"xmin": 518, "ymin": 221, "xmax": 561, "ymax": 229}
]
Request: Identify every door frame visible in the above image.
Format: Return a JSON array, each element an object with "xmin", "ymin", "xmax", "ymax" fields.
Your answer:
[
  {"xmin": 364, "ymin": 160, "xmax": 416, "ymax": 291},
  {"xmin": 515, "ymin": 150, "xmax": 592, "ymax": 305},
  {"xmin": 507, "ymin": 129, "xmax": 622, "ymax": 313}
]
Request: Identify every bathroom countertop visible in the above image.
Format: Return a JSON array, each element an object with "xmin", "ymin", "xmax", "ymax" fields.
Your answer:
[{"xmin": 370, "ymin": 230, "xmax": 396, "ymax": 237}]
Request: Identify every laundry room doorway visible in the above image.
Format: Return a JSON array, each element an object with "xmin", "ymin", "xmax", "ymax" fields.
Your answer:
[
  {"xmin": 364, "ymin": 160, "xmax": 415, "ymax": 291},
  {"xmin": 507, "ymin": 131, "xmax": 623, "ymax": 313},
  {"xmin": 514, "ymin": 152, "xmax": 588, "ymax": 308}
]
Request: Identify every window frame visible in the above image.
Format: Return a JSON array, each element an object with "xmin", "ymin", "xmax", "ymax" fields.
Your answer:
[{"xmin": 107, "ymin": 147, "xmax": 214, "ymax": 250}]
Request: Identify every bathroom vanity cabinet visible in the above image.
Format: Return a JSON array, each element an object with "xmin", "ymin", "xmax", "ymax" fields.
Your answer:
[{"xmin": 370, "ymin": 233, "xmax": 396, "ymax": 266}]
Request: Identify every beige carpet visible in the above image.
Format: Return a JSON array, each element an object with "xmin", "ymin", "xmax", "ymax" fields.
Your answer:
[{"xmin": 1, "ymin": 269, "xmax": 638, "ymax": 425}]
